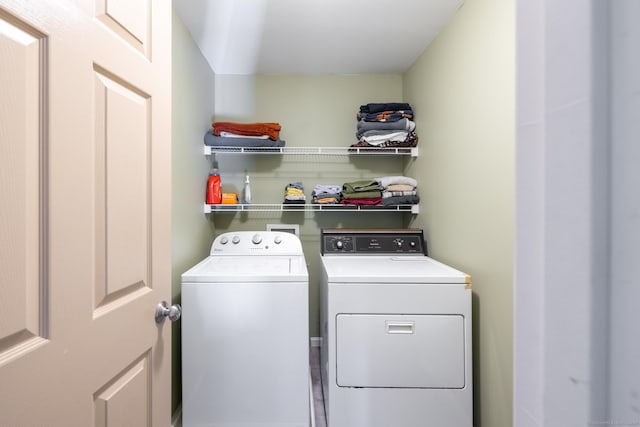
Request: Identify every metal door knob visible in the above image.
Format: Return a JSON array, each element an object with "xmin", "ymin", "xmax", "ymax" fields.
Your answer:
[{"xmin": 155, "ymin": 301, "xmax": 182, "ymax": 323}]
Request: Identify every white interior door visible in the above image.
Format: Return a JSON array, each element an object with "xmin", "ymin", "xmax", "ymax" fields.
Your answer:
[{"xmin": 0, "ymin": 0, "xmax": 172, "ymax": 425}]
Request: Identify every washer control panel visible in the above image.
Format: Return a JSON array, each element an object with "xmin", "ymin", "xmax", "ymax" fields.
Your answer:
[
  {"xmin": 210, "ymin": 231, "xmax": 302, "ymax": 255},
  {"xmin": 321, "ymin": 229, "xmax": 426, "ymax": 255}
]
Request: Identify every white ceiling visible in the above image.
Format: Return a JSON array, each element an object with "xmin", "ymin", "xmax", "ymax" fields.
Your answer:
[{"xmin": 173, "ymin": 0, "xmax": 464, "ymax": 75}]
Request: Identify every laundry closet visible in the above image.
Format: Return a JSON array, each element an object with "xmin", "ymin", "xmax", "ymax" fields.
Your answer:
[{"xmin": 172, "ymin": 0, "xmax": 515, "ymax": 426}]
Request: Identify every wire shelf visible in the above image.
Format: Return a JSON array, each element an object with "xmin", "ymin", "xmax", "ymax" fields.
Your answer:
[
  {"xmin": 203, "ymin": 203, "xmax": 419, "ymax": 214},
  {"xmin": 204, "ymin": 146, "xmax": 418, "ymax": 157}
]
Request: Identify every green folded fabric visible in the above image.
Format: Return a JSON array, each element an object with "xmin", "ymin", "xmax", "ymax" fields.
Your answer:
[
  {"xmin": 342, "ymin": 180, "xmax": 383, "ymax": 194},
  {"xmin": 341, "ymin": 190, "xmax": 383, "ymax": 199}
]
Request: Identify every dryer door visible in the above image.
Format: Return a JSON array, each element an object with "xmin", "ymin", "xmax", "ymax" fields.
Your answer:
[{"xmin": 336, "ymin": 314, "xmax": 466, "ymax": 389}]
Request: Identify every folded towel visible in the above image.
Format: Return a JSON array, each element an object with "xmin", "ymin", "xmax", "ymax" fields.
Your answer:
[
  {"xmin": 285, "ymin": 182, "xmax": 305, "ymax": 191},
  {"xmin": 313, "ymin": 196, "xmax": 340, "ymax": 205},
  {"xmin": 386, "ymin": 184, "xmax": 415, "ymax": 192},
  {"xmin": 356, "ymin": 118, "xmax": 415, "ymax": 138},
  {"xmin": 285, "ymin": 188, "xmax": 304, "ymax": 197},
  {"xmin": 284, "ymin": 182, "xmax": 306, "ymax": 202},
  {"xmin": 360, "ymin": 131, "xmax": 411, "ymax": 145},
  {"xmin": 374, "ymin": 176, "xmax": 418, "ymax": 189},
  {"xmin": 213, "ymin": 122, "xmax": 282, "ymax": 140},
  {"xmin": 312, "ymin": 184, "xmax": 342, "ymax": 196}
]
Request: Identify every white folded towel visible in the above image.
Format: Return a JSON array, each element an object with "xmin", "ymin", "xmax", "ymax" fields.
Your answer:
[{"xmin": 374, "ymin": 176, "xmax": 418, "ymax": 188}]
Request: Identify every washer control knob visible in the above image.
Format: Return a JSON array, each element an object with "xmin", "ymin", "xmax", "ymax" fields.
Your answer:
[
  {"xmin": 336, "ymin": 240, "xmax": 344, "ymax": 250},
  {"xmin": 220, "ymin": 236, "xmax": 229, "ymax": 245},
  {"xmin": 274, "ymin": 235, "xmax": 282, "ymax": 244},
  {"xmin": 232, "ymin": 235, "xmax": 241, "ymax": 244},
  {"xmin": 410, "ymin": 241, "xmax": 416, "ymax": 248},
  {"xmin": 252, "ymin": 234, "xmax": 263, "ymax": 245}
]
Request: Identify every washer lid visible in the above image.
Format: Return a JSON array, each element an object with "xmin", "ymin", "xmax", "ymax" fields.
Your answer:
[
  {"xmin": 321, "ymin": 255, "xmax": 468, "ymax": 284},
  {"xmin": 182, "ymin": 255, "xmax": 308, "ymax": 282}
]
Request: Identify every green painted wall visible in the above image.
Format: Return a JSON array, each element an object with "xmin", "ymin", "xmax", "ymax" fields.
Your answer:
[
  {"xmin": 403, "ymin": 0, "xmax": 515, "ymax": 426},
  {"xmin": 171, "ymin": 8, "xmax": 216, "ymax": 414},
  {"xmin": 213, "ymin": 74, "xmax": 412, "ymax": 337}
]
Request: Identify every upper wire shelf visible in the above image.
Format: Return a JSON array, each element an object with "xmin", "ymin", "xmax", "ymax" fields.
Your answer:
[{"xmin": 204, "ymin": 146, "xmax": 419, "ymax": 157}]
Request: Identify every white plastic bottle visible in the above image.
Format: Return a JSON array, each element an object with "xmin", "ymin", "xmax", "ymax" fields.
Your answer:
[{"xmin": 243, "ymin": 174, "xmax": 252, "ymax": 204}]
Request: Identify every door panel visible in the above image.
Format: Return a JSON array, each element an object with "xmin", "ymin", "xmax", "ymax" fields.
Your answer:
[
  {"xmin": 94, "ymin": 67, "xmax": 151, "ymax": 308},
  {"xmin": 0, "ymin": 6, "xmax": 47, "ymax": 363},
  {"xmin": 95, "ymin": 0, "xmax": 150, "ymax": 57},
  {"xmin": 0, "ymin": 0, "xmax": 171, "ymax": 425},
  {"xmin": 94, "ymin": 352, "xmax": 151, "ymax": 427}
]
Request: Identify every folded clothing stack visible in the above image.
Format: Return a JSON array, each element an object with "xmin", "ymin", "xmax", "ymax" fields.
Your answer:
[
  {"xmin": 204, "ymin": 121, "xmax": 286, "ymax": 147},
  {"xmin": 312, "ymin": 184, "xmax": 341, "ymax": 205},
  {"xmin": 340, "ymin": 180, "xmax": 383, "ymax": 206},
  {"xmin": 353, "ymin": 102, "xmax": 418, "ymax": 149},
  {"xmin": 283, "ymin": 182, "xmax": 306, "ymax": 205},
  {"xmin": 375, "ymin": 176, "xmax": 420, "ymax": 206}
]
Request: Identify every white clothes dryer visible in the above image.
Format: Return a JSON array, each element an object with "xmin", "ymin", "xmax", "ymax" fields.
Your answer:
[
  {"xmin": 182, "ymin": 231, "xmax": 309, "ymax": 427},
  {"xmin": 320, "ymin": 228, "xmax": 473, "ymax": 427}
]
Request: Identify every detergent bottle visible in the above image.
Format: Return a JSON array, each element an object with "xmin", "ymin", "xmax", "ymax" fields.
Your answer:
[{"xmin": 206, "ymin": 167, "xmax": 222, "ymax": 204}]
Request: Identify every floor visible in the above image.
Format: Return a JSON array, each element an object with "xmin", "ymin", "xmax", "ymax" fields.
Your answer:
[{"xmin": 310, "ymin": 344, "xmax": 327, "ymax": 427}]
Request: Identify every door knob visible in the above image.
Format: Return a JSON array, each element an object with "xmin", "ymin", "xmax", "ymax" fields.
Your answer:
[{"xmin": 155, "ymin": 301, "xmax": 182, "ymax": 323}]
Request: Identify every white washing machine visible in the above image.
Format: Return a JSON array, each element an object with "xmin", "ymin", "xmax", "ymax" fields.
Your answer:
[
  {"xmin": 320, "ymin": 228, "xmax": 473, "ymax": 427},
  {"xmin": 182, "ymin": 231, "xmax": 309, "ymax": 427}
]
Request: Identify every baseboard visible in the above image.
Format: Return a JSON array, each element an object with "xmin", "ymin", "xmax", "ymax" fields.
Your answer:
[
  {"xmin": 310, "ymin": 336, "xmax": 322, "ymax": 347},
  {"xmin": 171, "ymin": 403, "xmax": 182, "ymax": 427}
]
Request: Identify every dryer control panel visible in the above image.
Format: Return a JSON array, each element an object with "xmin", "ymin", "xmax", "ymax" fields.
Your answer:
[{"xmin": 321, "ymin": 228, "xmax": 427, "ymax": 255}]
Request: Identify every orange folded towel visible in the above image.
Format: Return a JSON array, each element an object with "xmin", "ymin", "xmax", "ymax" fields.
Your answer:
[{"xmin": 212, "ymin": 122, "xmax": 282, "ymax": 140}]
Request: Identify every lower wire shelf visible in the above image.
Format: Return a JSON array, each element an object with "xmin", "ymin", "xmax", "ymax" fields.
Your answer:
[{"xmin": 204, "ymin": 203, "xmax": 419, "ymax": 214}]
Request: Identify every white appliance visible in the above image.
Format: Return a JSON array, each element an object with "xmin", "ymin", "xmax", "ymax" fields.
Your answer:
[
  {"xmin": 182, "ymin": 231, "xmax": 309, "ymax": 427},
  {"xmin": 320, "ymin": 228, "xmax": 473, "ymax": 427}
]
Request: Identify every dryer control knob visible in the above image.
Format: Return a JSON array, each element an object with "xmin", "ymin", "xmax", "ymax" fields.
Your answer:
[
  {"xmin": 220, "ymin": 236, "xmax": 229, "ymax": 245},
  {"xmin": 274, "ymin": 235, "xmax": 282, "ymax": 244},
  {"xmin": 232, "ymin": 235, "xmax": 241, "ymax": 244},
  {"xmin": 252, "ymin": 234, "xmax": 263, "ymax": 245}
]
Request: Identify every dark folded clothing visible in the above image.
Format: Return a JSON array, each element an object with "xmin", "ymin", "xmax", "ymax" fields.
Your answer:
[
  {"xmin": 283, "ymin": 199, "xmax": 305, "ymax": 205},
  {"xmin": 358, "ymin": 111, "xmax": 414, "ymax": 122},
  {"xmin": 204, "ymin": 131, "xmax": 286, "ymax": 147},
  {"xmin": 359, "ymin": 103, "xmax": 413, "ymax": 114},
  {"xmin": 313, "ymin": 192, "xmax": 341, "ymax": 199},
  {"xmin": 381, "ymin": 195, "xmax": 420, "ymax": 206}
]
